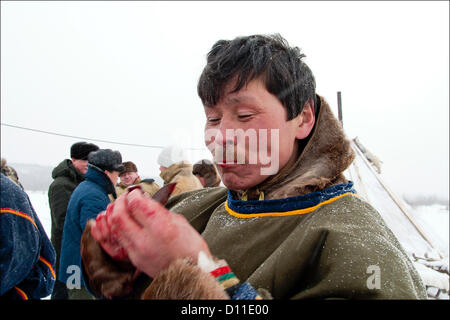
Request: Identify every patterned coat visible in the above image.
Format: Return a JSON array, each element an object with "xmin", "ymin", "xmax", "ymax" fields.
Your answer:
[{"xmin": 1, "ymin": 173, "xmax": 56, "ymax": 299}]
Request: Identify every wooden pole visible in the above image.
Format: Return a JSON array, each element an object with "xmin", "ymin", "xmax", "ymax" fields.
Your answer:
[{"xmin": 337, "ymin": 91, "xmax": 343, "ymax": 127}]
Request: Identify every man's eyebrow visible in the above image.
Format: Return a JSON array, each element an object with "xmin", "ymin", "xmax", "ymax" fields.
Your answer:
[{"xmin": 224, "ymin": 94, "xmax": 259, "ymax": 106}]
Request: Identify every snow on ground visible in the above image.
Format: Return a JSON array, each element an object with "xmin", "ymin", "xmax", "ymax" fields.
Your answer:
[
  {"xmin": 409, "ymin": 204, "xmax": 449, "ymax": 259},
  {"xmin": 26, "ymin": 190, "xmax": 52, "ymax": 300},
  {"xmin": 28, "ymin": 190, "xmax": 52, "ymax": 239}
]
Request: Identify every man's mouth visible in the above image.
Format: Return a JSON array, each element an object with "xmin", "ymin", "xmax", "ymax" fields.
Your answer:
[
  {"xmin": 213, "ymin": 150, "xmax": 247, "ymax": 166},
  {"xmin": 217, "ymin": 162, "xmax": 240, "ymax": 168},
  {"xmin": 215, "ymin": 155, "xmax": 244, "ymax": 166}
]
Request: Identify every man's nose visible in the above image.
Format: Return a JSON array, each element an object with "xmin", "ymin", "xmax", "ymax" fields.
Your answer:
[{"xmin": 216, "ymin": 119, "xmax": 237, "ymax": 147}]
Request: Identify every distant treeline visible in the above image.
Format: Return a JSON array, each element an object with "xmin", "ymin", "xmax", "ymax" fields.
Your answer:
[
  {"xmin": 10, "ymin": 162, "xmax": 162, "ymax": 192},
  {"xmin": 403, "ymin": 194, "xmax": 449, "ymax": 209},
  {"xmin": 11, "ymin": 162, "xmax": 54, "ymax": 192}
]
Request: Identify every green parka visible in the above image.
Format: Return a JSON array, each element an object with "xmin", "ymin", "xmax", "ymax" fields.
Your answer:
[
  {"xmin": 48, "ymin": 159, "xmax": 84, "ymax": 263},
  {"xmin": 81, "ymin": 96, "xmax": 426, "ymax": 300}
]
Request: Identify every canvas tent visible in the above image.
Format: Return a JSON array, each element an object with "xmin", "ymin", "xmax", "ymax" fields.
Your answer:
[{"xmin": 344, "ymin": 137, "xmax": 449, "ymax": 299}]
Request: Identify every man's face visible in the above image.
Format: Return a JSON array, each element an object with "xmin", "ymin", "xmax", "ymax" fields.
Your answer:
[
  {"xmin": 203, "ymin": 78, "xmax": 301, "ymax": 191},
  {"xmin": 72, "ymin": 159, "xmax": 89, "ymax": 174},
  {"xmin": 119, "ymin": 171, "xmax": 139, "ymax": 187},
  {"xmin": 106, "ymin": 170, "xmax": 120, "ymax": 186}
]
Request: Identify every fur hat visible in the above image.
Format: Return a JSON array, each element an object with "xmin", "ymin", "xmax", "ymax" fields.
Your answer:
[
  {"xmin": 157, "ymin": 146, "xmax": 187, "ymax": 168},
  {"xmin": 71, "ymin": 142, "xmax": 99, "ymax": 160},
  {"xmin": 120, "ymin": 161, "xmax": 138, "ymax": 176},
  {"xmin": 192, "ymin": 159, "xmax": 221, "ymax": 187},
  {"xmin": 88, "ymin": 149, "xmax": 125, "ymax": 173}
]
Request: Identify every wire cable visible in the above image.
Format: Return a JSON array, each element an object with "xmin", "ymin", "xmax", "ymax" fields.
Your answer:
[{"xmin": 1, "ymin": 122, "xmax": 206, "ymax": 150}]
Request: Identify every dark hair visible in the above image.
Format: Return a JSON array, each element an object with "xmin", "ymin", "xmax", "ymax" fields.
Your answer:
[
  {"xmin": 192, "ymin": 159, "xmax": 221, "ymax": 187},
  {"xmin": 120, "ymin": 161, "xmax": 138, "ymax": 176},
  {"xmin": 197, "ymin": 34, "xmax": 316, "ymax": 120}
]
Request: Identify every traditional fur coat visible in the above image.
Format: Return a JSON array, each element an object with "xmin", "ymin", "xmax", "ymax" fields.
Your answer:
[{"xmin": 160, "ymin": 162, "xmax": 203, "ymax": 197}]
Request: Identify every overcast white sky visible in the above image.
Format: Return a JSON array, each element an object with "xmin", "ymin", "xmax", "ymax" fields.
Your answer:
[{"xmin": 1, "ymin": 1, "xmax": 448, "ymax": 199}]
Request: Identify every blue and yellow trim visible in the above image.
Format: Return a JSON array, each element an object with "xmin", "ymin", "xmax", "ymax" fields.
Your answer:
[{"xmin": 225, "ymin": 182, "xmax": 357, "ymax": 218}]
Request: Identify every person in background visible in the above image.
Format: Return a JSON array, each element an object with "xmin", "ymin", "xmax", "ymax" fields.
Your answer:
[
  {"xmin": 48, "ymin": 141, "xmax": 99, "ymax": 299},
  {"xmin": 59, "ymin": 149, "xmax": 124, "ymax": 299},
  {"xmin": 192, "ymin": 159, "xmax": 221, "ymax": 188},
  {"xmin": 157, "ymin": 146, "xmax": 203, "ymax": 197},
  {"xmin": 116, "ymin": 161, "xmax": 160, "ymax": 198},
  {"xmin": 1, "ymin": 157, "xmax": 24, "ymax": 189},
  {"xmin": 1, "ymin": 173, "xmax": 56, "ymax": 299}
]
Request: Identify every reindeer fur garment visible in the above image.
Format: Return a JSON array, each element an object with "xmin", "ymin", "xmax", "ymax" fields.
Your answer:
[
  {"xmin": 81, "ymin": 96, "xmax": 426, "ymax": 300},
  {"xmin": 160, "ymin": 162, "xmax": 203, "ymax": 198}
]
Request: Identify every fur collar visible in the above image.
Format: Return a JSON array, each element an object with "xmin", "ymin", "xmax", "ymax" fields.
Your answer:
[{"xmin": 160, "ymin": 161, "xmax": 194, "ymax": 183}]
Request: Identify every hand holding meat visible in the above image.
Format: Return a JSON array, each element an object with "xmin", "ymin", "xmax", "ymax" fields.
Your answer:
[
  {"xmin": 91, "ymin": 188, "xmax": 212, "ymax": 278},
  {"xmin": 90, "ymin": 203, "xmax": 129, "ymax": 261}
]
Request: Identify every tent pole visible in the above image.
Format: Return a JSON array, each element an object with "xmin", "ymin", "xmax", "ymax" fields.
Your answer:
[{"xmin": 337, "ymin": 91, "xmax": 343, "ymax": 127}]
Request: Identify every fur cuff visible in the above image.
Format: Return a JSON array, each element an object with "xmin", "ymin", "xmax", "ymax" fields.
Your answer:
[
  {"xmin": 141, "ymin": 258, "xmax": 230, "ymax": 299},
  {"xmin": 81, "ymin": 221, "xmax": 137, "ymax": 299}
]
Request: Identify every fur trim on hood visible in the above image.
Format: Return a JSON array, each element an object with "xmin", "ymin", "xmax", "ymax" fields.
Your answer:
[
  {"xmin": 160, "ymin": 161, "xmax": 203, "ymax": 197},
  {"xmin": 160, "ymin": 161, "xmax": 194, "ymax": 183}
]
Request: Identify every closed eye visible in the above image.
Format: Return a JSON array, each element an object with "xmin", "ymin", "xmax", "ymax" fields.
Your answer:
[
  {"xmin": 238, "ymin": 114, "xmax": 253, "ymax": 120},
  {"xmin": 207, "ymin": 117, "xmax": 221, "ymax": 124}
]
